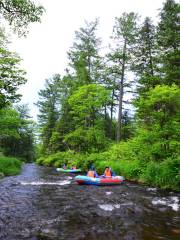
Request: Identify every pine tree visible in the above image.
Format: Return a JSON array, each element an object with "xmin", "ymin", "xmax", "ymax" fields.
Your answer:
[
  {"xmin": 133, "ymin": 17, "xmax": 158, "ymax": 94},
  {"xmin": 157, "ymin": 0, "xmax": 180, "ymax": 86},
  {"xmin": 108, "ymin": 12, "xmax": 138, "ymax": 142},
  {"xmin": 68, "ymin": 19, "xmax": 102, "ymax": 85},
  {"xmin": 36, "ymin": 75, "xmax": 61, "ymax": 154}
]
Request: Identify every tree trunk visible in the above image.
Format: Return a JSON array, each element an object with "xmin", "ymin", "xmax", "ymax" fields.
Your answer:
[
  {"xmin": 87, "ymin": 55, "xmax": 91, "ymax": 83},
  {"xmin": 110, "ymin": 89, "xmax": 114, "ymax": 139},
  {"xmin": 117, "ymin": 40, "xmax": 126, "ymax": 142}
]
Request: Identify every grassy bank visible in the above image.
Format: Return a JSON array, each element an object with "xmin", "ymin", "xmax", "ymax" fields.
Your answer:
[
  {"xmin": 36, "ymin": 138, "xmax": 180, "ymax": 191},
  {"xmin": 0, "ymin": 156, "xmax": 22, "ymax": 177}
]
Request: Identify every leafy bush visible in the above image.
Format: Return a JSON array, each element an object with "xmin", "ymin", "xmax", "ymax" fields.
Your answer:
[
  {"xmin": 36, "ymin": 151, "xmax": 86, "ymax": 169},
  {"xmin": 36, "ymin": 128, "xmax": 180, "ymax": 191},
  {"xmin": 0, "ymin": 156, "xmax": 22, "ymax": 176},
  {"xmin": 141, "ymin": 157, "xmax": 180, "ymax": 191}
]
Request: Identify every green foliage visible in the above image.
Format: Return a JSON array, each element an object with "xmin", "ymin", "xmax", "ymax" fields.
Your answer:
[
  {"xmin": 68, "ymin": 18, "xmax": 101, "ymax": 85},
  {"xmin": 35, "ymin": 2, "xmax": 180, "ymax": 192},
  {"xmin": 157, "ymin": 0, "xmax": 180, "ymax": 85},
  {"xmin": 64, "ymin": 127, "xmax": 110, "ymax": 153},
  {"xmin": 132, "ymin": 17, "xmax": 158, "ymax": 94},
  {"xmin": 68, "ymin": 84, "xmax": 110, "ymax": 126},
  {"xmin": 0, "ymin": 107, "xmax": 20, "ymax": 138},
  {"xmin": 87, "ymin": 138, "xmax": 180, "ymax": 190},
  {"xmin": 136, "ymin": 85, "xmax": 179, "ymax": 121},
  {"xmin": 141, "ymin": 158, "xmax": 180, "ymax": 191},
  {"xmin": 121, "ymin": 111, "xmax": 135, "ymax": 140},
  {"xmin": 0, "ymin": 36, "xmax": 27, "ymax": 109},
  {"xmin": 36, "ymin": 150, "xmax": 85, "ymax": 169},
  {"xmin": 0, "ymin": 105, "xmax": 36, "ymax": 161},
  {"xmin": 0, "ymin": 0, "xmax": 45, "ymax": 35},
  {"xmin": 36, "ymin": 75, "xmax": 62, "ymax": 154},
  {"xmin": 157, "ymin": 0, "xmax": 179, "ymax": 50},
  {"xmin": 0, "ymin": 156, "xmax": 22, "ymax": 176},
  {"xmin": 109, "ymin": 12, "xmax": 138, "ymax": 141},
  {"xmin": 37, "ymin": 134, "xmax": 180, "ymax": 191},
  {"xmin": 135, "ymin": 85, "xmax": 180, "ymax": 160}
]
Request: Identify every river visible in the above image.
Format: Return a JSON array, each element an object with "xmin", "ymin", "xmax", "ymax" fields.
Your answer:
[{"xmin": 0, "ymin": 164, "xmax": 179, "ymax": 240}]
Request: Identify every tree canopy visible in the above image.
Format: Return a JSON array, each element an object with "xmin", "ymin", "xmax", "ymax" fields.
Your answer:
[{"xmin": 0, "ymin": 0, "xmax": 45, "ymax": 35}]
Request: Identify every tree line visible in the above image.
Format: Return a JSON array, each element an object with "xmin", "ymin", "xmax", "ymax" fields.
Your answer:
[
  {"xmin": 0, "ymin": 0, "xmax": 179, "ymax": 177},
  {"xmin": 0, "ymin": 0, "xmax": 44, "ymax": 161},
  {"xmin": 36, "ymin": 0, "xmax": 179, "ymax": 164}
]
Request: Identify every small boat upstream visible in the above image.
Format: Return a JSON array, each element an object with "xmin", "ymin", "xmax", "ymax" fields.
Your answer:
[{"xmin": 75, "ymin": 175, "xmax": 125, "ymax": 186}]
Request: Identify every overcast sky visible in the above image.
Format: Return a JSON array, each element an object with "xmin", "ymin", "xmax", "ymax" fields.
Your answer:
[{"xmin": 10, "ymin": 0, "xmax": 165, "ymax": 120}]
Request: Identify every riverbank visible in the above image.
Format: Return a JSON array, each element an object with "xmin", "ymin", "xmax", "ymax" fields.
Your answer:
[
  {"xmin": 0, "ymin": 156, "xmax": 22, "ymax": 177},
  {"xmin": 36, "ymin": 147, "xmax": 180, "ymax": 192}
]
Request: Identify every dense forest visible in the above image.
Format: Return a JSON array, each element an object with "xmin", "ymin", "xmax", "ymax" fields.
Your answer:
[
  {"xmin": 0, "ymin": 0, "xmax": 44, "ymax": 175},
  {"xmin": 0, "ymin": 0, "xmax": 179, "ymax": 191}
]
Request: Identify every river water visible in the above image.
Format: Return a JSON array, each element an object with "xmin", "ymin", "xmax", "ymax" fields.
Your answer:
[{"xmin": 0, "ymin": 164, "xmax": 179, "ymax": 240}]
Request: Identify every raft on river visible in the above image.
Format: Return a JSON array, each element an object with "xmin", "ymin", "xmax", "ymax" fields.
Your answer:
[
  {"xmin": 75, "ymin": 175, "xmax": 124, "ymax": 186},
  {"xmin": 56, "ymin": 168, "xmax": 81, "ymax": 173}
]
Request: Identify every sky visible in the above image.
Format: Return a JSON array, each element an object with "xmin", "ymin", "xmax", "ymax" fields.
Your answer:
[{"xmin": 9, "ymin": 0, "xmax": 165, "ymax": 120}]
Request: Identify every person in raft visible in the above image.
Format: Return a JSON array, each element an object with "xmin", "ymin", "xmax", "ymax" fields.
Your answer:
[
  {"xmin": 71, "ymin": 166, "xmax": 77, "ymax": 170},
  {"xmin": 102, "ymin": 166, "xmax": 116, "ymax": 178},
  {"xmin": 62, "ymin": 164, "xmax": 67, "ymax": 169},
  {"xmin": 87, "ymin": 166, "xmax": 99, "ymax": 178}
]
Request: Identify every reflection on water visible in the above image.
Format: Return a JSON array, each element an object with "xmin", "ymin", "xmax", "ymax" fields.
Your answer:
[{"xmin": 0, "ymin": 163, "xmax": 179, "ymax": 240}]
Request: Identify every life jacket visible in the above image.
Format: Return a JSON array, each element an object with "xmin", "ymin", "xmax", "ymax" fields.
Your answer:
[
  {"xmin": 87, "ymin": 170, "xmax": 95, "ymax": 178},
  {"xmin": 104, "ymin": 168, "xmax": 112, "ymax": 177}
]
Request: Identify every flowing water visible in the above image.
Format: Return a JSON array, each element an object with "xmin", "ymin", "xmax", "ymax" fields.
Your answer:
[{"xmin": 0, "ymin": 164, "xmax": 179, "ymax": 240}]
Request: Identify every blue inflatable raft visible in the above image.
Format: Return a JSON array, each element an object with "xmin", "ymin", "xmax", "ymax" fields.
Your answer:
[{"xmin": 75, "ymin": 175, "xmax": 124, "ymax": 186}]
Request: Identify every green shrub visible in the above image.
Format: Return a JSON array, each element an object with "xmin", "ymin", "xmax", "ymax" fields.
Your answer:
[
  {"xmin": 141, "ymin": 157, "xmax": 180, "ymax": 191},
  {"xmin": 36, "ymin": 132, "xmax": 180, "ymax": 191},
  {"xmin": 36, "ymin": 157, "xmax": 45, "ymax": 165},
  {"xmin": 0, "ymin": 156, "xmax": 22, "ymax": 176},
  {"xmin": 36, "ymin": 151, "xmax": 86, "ymax": 170}
]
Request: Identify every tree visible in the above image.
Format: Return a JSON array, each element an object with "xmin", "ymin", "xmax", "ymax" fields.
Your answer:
[
  {"xmin": 36, "ymin": 74, "xmax": 61, "ymax": 154},
  {"xmin": 0, "ymin": 104, "xmax": 36, "ymax": 161},
  {"xmin": 132, "ymin": 17, "xmax": 159, "ymax": 94},
  {"xmin": 48, "ymin": 73, "xmax": 76, "ymax": 152},
  {"xmin": 0, "ymin": 36, "xmax": 27, "ymax": 109},
  {"xmin": 157, "ymin": 0, "xmax": 180, "ymax": 86},
  {"xmin": 64, "ymin": 127, "xmax": 109, "ymax": 153},
  {"xmin": 121, "ymin": 110, "xmax": 135, "ymax": 140},
  {"xmin": 0, "ymin": 0, "xmax": 44, "ymax": 35},
  {"xmin": 0, "ymin": 107, "xmax": 20, "ymax": 140},
  {"xmin": 109, "ymin": 12, "xmax": 138, "ymax": 142},
  {"xmin": 68, "ymin": 19, "xmax": 102, "ymax": 85},
  {"xmin": 68, "ymin": 84, "xmax": 110, "ymax": 128},
  {"xmin": 64, "ymin": 84, "xmax": 111, "ymax": 152},
  {"xmin": 135, "ymin": 85, "xmax": 180, "ymax": 160},
  {"xmin": 14, "ymin": 104, "xmax": 36, "ymax": 161}
]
